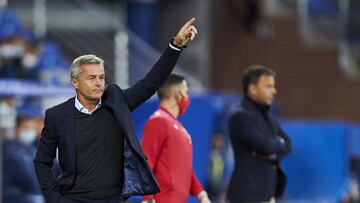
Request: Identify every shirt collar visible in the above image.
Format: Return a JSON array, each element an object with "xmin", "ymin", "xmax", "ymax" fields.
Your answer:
[{"xmin": 75, "ymin": 95, "xmax": 102, "ymax": 115}]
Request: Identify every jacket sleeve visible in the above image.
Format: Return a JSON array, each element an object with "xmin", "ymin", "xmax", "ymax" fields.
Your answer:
[
  {"xmin": 275, "ymin": 120, "xmax": 292, "ymax": 159},
  {"xmin": 34, "ymin": 109, "xmax": 61, "ymax": 203},
  {"xmin": 189, "ymin": 170, "xmax": 205, "ymax": 196},
  {"xmin": 229, "ymin": 111, "xmax": 287, "ymax": 155},
  {"xmin": 141, "ymin": 117, "xmax": 168, "ymax": 201},
  {"xmin": 124, "ymin": 44, "xmax": 182, "ymax": 111}
]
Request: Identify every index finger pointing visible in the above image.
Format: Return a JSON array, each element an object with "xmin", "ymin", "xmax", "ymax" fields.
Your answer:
[{"xmin": 184, "ymin": 17, "xmax": 195, "ymax": 27}]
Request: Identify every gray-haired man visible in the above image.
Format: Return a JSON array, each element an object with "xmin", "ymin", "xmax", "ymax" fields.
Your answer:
[{"xmin": 34, "ymin": 18, "xmax": 198, "ymax": 203}]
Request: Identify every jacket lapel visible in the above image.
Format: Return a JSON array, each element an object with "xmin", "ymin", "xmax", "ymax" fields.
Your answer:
[
  {"xmin": 103, "ymin": 92, "xmax": 145, "ymax": 158},
  {"xmin": 65, "ymin": 97, "xmax": 77, "ymax": 173},
  {"xmin": 102, "ymin": 85, "xmax": 160, "ymax": 196}
]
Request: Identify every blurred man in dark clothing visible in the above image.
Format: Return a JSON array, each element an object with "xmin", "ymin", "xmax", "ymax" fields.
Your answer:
[
  {"xmin": 226, "ymin": 66, "xmax": 292, "ymax": 203},
  {"xmin": 3, "ymin": 115, "xmax": 44, "ymax": 203}
]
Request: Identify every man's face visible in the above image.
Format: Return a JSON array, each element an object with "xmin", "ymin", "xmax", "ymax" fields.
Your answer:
[
  {"xmin": 71, "ymin": 64, "xmax": 105, "ymax": 102},
  {"xmin": 18, "ymin": 119, "xmax": 36, "ymax": 132},
  {"xmin": 250, "ymin": 75, "xmax": 277, "ymax": 106}
]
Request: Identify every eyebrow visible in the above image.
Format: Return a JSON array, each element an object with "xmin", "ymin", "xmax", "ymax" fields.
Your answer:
[{"xmin": 88, "ymin": 74, "xmax": 105, "ymax": 78}]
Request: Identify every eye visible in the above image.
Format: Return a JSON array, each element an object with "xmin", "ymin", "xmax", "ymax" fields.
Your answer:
[{"xmin": 89, "ymin": 76, "xmax": 94, "ymax": 80}]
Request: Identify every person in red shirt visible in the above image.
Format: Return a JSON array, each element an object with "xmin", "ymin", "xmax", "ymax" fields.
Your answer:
[{"xmin": 141, "ymin": 74, "xmax": 211, "ymax": 203}]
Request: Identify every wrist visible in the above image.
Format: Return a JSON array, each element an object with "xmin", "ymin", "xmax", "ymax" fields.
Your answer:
[
  {"xmin": 198, "ymin": 191, "xmax": 208, "ymax": 200},
  {"xmin": 172, "ymin": 37, "xmax": 181, "ymax": 46},
  {"xmin": 142, "ymin": 200, "xmax": 155, "ymax": 203},
  {"xmin": 171, "ymin": 38, "xmax": 187, "ymax": 49}
]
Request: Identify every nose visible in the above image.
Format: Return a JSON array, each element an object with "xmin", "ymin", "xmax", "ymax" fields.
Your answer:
[{"xmin": 94, "ymin": 78, "xmax": 102, "ymax": 86}]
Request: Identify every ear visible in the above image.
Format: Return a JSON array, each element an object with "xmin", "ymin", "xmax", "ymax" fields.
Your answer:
[
  {"xmin": 71, "ymin": 78, "xmax": 79, "ymax": 90},
  {"xmin": 171, "ymin": 89, "xmax": 181, "ymax": 101},
  {"xmin": 248, "ymin": 84, "xmax": 258, "ymax": 95}
]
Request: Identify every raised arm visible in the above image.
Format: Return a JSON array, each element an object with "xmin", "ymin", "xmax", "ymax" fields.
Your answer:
[{"xmin": 124, "ymin": 18, "xmax": 198, "ymax": 111}]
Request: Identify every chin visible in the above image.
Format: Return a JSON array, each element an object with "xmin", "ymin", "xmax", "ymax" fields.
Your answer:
[{"xmin": 90, "ymin": 95, "xmax": 102, "ymax": 101}]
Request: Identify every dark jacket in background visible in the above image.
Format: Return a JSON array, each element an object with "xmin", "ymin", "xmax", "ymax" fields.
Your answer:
[
  {"xmin": 34, "ymin": 45, "xmax": 181, "ymax": 203},
  {"xmin": 3, "ymin": 139, "xmax": 43, "ymax": 203},
  {"xmin": 226, "ymin": 96, "xmax": 292, "ymax": 203}
]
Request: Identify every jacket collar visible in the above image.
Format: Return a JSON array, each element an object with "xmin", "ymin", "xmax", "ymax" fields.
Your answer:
[
  {"xmin": 74, "ymin": 95, "xmax": 102, "ymax": 115},
  {"xmin": 243, "ymin": 96, "xmax": 270, "ymax": 114}
]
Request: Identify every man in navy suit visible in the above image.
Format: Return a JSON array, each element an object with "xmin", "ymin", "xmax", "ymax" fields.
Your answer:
[
  {"xmin": 34, "ymin": 18, "xmax": 198, "ymax": 203},
  {"xmin": 226, "ymin": 66, "xmax": 292, "ymax": 203}
]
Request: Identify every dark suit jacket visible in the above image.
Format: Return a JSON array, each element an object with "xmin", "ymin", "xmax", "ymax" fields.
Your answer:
[
  {"xmin": 226, "ymin": 97, "xmax": 292, "ymax": 203},
  {"xmin": 34, "ymin": 45, "xmax": 181, "ymax": 203}
]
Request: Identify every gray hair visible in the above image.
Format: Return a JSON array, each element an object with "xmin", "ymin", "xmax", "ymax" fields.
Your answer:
[{"xmin": 70, "ymin": 54, "xmax": 104, "ymax": 79}]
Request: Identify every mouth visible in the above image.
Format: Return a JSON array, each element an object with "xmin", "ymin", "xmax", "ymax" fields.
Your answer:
[{"xmin": 93, "ymin": 89, "xmax": 103, "ymax": 93}]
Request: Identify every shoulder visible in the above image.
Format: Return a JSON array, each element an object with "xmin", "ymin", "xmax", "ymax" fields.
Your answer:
[
  {"xmin": 102, "ymin": 84, "xmax": 125, "ymax": 99},
  {"xmin": 229, "ymin": 105, "xmax": 252, "ymax": 122},
  {"xmin": 45, "ymin": 97, "xmax": 74, "ymax": 116},
  {"xmin": 148, "ymin": 110, "xmax": 169, "ymax": 122},
  {"xmin": 104, "ymin": 84, "xmax": 123, "ymax": 94},
  {"xmin": 105, "ymin": 83, "xmax": 122, "ymax": 92},
  {"xmin": 4, "ymin": 141, "xmax": 26, "ymax": 159},
  {"xmin": 4, "ymin": 139, "xmax": 20, "ymax": 152},
  {"xmin": 146, "ymin": 110, "xmax": 172, "ymax": 127}
]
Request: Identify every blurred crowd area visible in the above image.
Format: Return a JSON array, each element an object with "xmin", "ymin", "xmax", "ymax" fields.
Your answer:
[
  {"xmin": 0, "ymin": 7, "xmax": 72, "ymax": 203},
  {"xmin": 0, "ymin": 8, "xmax": 69, "ymax": 83},
  {"xmin": 0, "ymin": 97, "xmax": 47, "ymax": 203}
]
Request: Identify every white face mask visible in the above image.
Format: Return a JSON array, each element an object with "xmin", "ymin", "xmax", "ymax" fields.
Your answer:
[
  {"xmin": 18, "ymin": 128, "xmax": 37, "ymax": 145},
  {"xmin": 0, "ymin": 44, "xmax": 24, "ymax": 59},
  {"xmin": 22, "ymin": 53, "xmax": 38, "ymax": 69}
]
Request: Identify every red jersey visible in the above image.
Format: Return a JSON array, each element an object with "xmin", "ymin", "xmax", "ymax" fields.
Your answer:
[{"xmin": 141, "ymin": 107, "xmax": 204, "ymax": 203}]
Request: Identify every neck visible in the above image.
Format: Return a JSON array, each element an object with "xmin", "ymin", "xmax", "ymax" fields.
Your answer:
[
  {"xmin": 77, "ymin": 94, "xmax": 99, "ymax": 112},
  {"xmin": 160, "ymin": 99, "xmax": 179, "ymax": 118}
]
